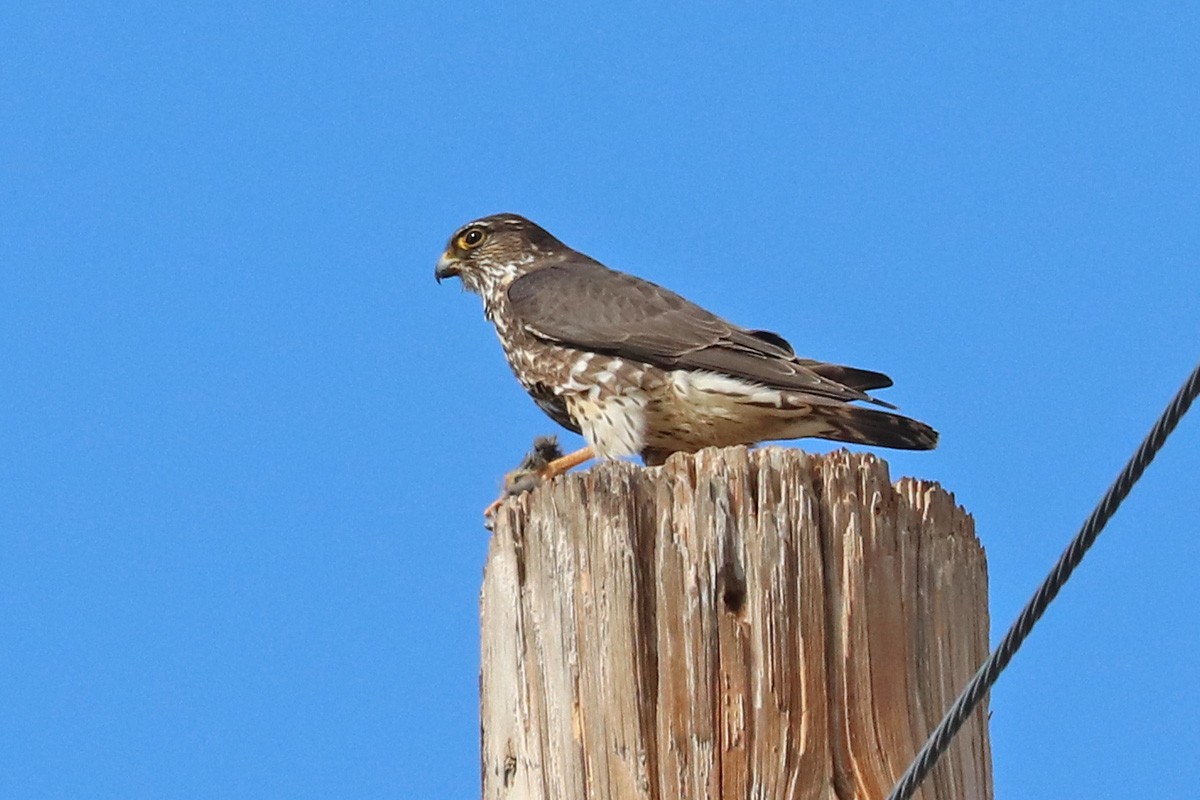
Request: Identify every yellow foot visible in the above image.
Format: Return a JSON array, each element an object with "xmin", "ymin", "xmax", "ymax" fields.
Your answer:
[{"xmin": 483, "ymin": 438, "xmax": 596, "ymax": 529}]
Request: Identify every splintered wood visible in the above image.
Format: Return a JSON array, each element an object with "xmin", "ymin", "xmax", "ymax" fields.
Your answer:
[{"xmin": 481, "ymin": 447, "xmax": 992, "ymax": 800}]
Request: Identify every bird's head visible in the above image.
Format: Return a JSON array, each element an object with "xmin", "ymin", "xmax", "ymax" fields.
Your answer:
[{"xmin": 435, "ymin": 213, "xmax": 566, "ymax": 296}]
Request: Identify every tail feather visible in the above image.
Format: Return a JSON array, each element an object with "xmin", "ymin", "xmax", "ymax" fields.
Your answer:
[{"xmin": 807, "ymin": 404, "xmax": 938, "ymax": 451}]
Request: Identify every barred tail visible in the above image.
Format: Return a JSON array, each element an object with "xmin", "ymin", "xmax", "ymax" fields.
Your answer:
[{"xmin": 806, "ymin": 404, "xmax": 939, "ymax": 451}]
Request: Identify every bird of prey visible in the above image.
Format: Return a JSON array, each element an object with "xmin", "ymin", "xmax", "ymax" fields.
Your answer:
[{"xmin": 435, "ymin": 213, "xmax": 937, "ymax": 490}]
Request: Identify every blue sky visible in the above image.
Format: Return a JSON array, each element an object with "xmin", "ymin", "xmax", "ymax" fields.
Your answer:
[{"xmin": 3, "ymin": 3, "xmax": 1198, "ymax": 798}]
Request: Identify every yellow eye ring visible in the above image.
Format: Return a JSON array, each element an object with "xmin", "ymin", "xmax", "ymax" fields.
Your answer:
[{"xmin": 457, "ymin": 227, "xmax": 486, "ymax": 250}]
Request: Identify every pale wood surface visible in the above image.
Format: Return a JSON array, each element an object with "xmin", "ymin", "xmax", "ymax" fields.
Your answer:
[{"xmin": 480, "ymin": 447, "xmax": 992, "ymax": 800}]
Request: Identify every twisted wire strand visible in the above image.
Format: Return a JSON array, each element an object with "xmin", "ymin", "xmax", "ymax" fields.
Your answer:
[{"xmin": 887, "ymin": 361, "xmax": 1200, "ymax": 800}]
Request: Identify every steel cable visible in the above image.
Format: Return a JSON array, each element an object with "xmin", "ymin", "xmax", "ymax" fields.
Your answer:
[{"xmin": 887, "ymin": 361, "xmax": 1200, "ymax": 800}]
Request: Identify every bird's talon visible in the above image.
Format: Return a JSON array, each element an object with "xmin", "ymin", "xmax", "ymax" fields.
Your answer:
[
  {"xmin": 504, "ymin": 468, "xmax": 546, "ymax": 496},
  {"xmin": 483, "ymin": 496, "xmax": 505, "ymax": 519},
  {"xmin": 482, "ymin": 436, "xmax": 565, "ymax": 528}
]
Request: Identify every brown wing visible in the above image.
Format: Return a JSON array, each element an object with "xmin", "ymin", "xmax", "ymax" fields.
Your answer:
[
  {"xmin": 505, "ymin": 258, "xmax": 896, "ymax": 408},
  {"xmin": 740, "ymin": 328, "xmax": 892, "ymax": 391}
]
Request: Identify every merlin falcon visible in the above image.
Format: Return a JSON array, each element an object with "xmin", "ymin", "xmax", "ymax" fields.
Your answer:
[{"xmin": 435, "ymin": 213, "xmax": 937, "ymax": 490}]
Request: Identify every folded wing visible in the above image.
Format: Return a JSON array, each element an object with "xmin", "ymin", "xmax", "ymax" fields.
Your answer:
[{"xmin": 506, "ymin": 258, "xmax": 897, "ymax": 408}]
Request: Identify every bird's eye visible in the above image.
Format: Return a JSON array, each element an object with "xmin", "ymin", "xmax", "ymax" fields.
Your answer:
[{"xmin": 458, "ymin": 227, "xmax": 486, "ymax": 250}]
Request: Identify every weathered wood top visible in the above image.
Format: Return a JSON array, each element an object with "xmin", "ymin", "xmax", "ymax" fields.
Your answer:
[{"xmin": 481, "ymin": 446, "xmax": 992, "ymax": 800}]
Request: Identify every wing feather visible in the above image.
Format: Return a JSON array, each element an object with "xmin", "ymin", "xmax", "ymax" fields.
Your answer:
[{"xmin": 506, "ymin": 259, "xmax": 896, "ymax": 407}]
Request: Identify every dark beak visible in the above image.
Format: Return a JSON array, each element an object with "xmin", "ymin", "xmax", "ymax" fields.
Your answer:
[{"xmin": 434, "ymin": 251, "xmax": 459, "ymax": 284}]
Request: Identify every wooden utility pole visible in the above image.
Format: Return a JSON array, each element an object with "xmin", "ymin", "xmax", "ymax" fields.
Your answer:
[{"xmin": 480, "ymin": 447, "xmax": 992, "ymax": 800}]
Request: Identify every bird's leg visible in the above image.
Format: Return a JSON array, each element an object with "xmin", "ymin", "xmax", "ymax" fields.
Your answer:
[
  {"xmin": 483, "ymin": 436, "xmax": 560, "ymax": 520},
  {"xmin": 483, "ymin": 439, "xmax": 597, "ymax": 528},
  {"xmin": 537, "ymin": 445, "xmax": 595, "ymax": 481}
]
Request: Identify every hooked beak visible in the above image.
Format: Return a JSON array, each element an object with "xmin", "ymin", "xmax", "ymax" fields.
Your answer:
[{"xmin": 434, "ymin": 251, "xmax": 460, "ymax": 284}]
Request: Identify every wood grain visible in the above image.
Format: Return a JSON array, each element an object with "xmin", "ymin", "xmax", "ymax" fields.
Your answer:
[{"xmin": 481, "ymin": 447, "xmax": 991, "ymax": 800}]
